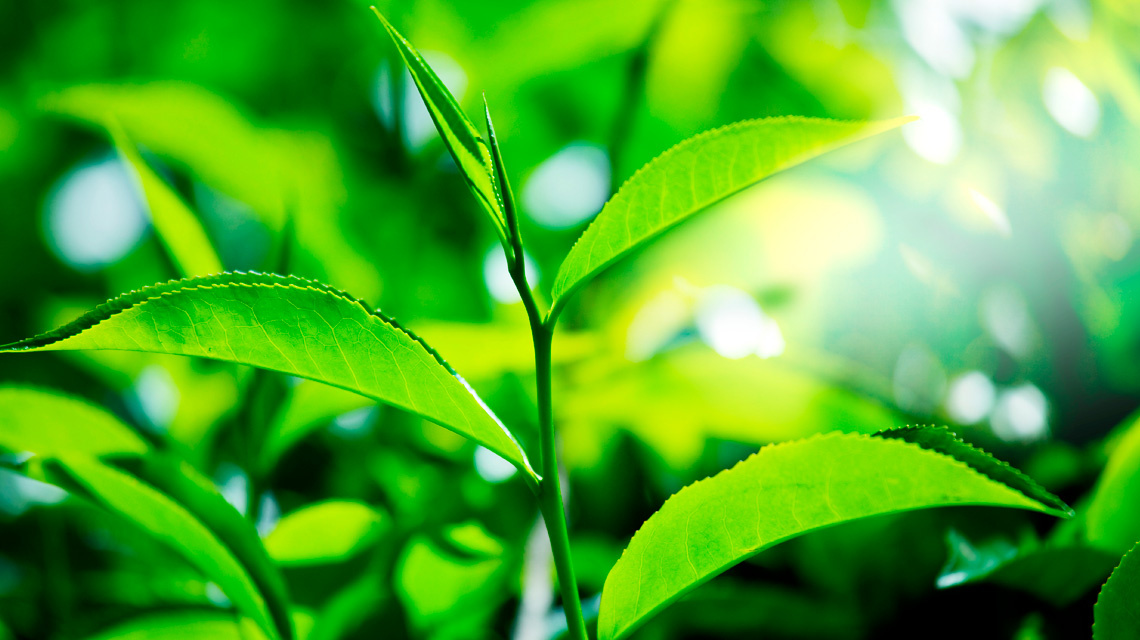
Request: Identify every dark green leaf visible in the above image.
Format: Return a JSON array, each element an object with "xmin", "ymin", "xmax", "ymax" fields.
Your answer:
[
  {"xmin": 597, "ymin": 431, "xmax": 1069, "ymax": 640},
  {"xmin": 549, "ymin": 116, "xmax": 913, "ymax": 320},
  {"xmin": 50, "ymin": 455, "xmax": 277, "ymax": 638}
]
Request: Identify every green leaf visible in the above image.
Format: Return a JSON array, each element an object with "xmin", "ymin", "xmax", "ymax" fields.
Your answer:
[
  {"xmin": 371, "ymin": 8, "xmax": 509, "ymax": 251},
  {"xmin": 259, "ymin": 382, "xmax": 375, "ymax": 474},
  {"xmin": 123, "ymin": 454, "xmax": 294, "ymax": 640},
  {"xmin": 109, "ymin": 120, "xmax": 224, "ymax": 278},
  {"xmin": 1087, "ymin": 413, "xmax": 1140, "ymax": 552},
  {"xmin": 85, "ymin": 612, "xmax": 267, "ymax": 640},
  {"xmin": 265, "ymin": 500, "xmax": 388, "ymax": 566},
  {"xmin": 0, "ymin": 272, "xmax": 535, "ymax": 484},
  {"xmin": 1095, "ymin": 542, "xmax": 1140, "ymax": 639},
  {"xmin": 50, "ymin": 455, "xmax": 277, "ymax": 639},
  {"xmin": 597, "ymin": 431, "xmax": 1069, "ymax": 640},
  {"xmin": 876, "ymin": 426, "xmax": 1073, "ymax": 517},
  {"xmin": 0, "ymin": 385, "xmax": 148, "ymax": 458},
  {"xmin": 548, "ymin": 116, "xmax": 913, "ymax": 320}
]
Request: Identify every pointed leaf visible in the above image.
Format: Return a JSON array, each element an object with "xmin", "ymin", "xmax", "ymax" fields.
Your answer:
[
  {"xmin": 123, "ymin": 454, "xmax": 294, "ymax": 640},
  {"xmin": 1095, "ymin": 542, "xmax": 1140, "ymax": 639},
  {"xmin": 597, "ymin": 431, "xmax": 1069, "ymax": 640},
  {"xmin": 109, "ymin": 121, "xmax": 224, "ymax": 278},
  {"xmin": 265, "ymin": 500, "xmax": 388, "ymax": 566},
  {"xmin": 877, "ymin": 426, "xmax": 1072, "ymax": 516},
  {"xmin": 549, "ymin": 116, "xmax": 913, "ymax": 319},
  {"xmin": 0, "ymin": 272, "xmax": 535, "ymax": 483},
  {"xmin": 0, "ymin": 385, "xmax": 148, "ymax": 458},
  {"xmin": 371, "ymin": 8, "xmax": 508, "ymax": 249},
  {"xmin": 50, "ymin": 455, "xmax": 277, "ymax": 639}
]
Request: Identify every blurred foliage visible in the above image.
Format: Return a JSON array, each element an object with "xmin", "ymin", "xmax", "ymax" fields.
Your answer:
[{"xmin": 1, "ymin": 0, "xmax": 1140, "ymax": 638}]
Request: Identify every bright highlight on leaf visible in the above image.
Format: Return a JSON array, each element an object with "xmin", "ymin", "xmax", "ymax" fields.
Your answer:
[
  {"xmin": 548, "ymin": 116, "xmax": 914, "ymax": 320},
  {"xmin": 109, "ymin": 120, "xmax": 224, "ymax": 278},
  {"xmin": 597, "ymin": 430, "xmax": 1069, "ymax": 640},
  {"xmin": 265, "ymin": 500, "xmax": 388, "ymax": 566},
  {"xmin": 1094, "ymin": 541, "xmax": 1140, "ymax": 639},
  {"xmin": 0, "ymin": 272, "xmax": 535, "ymax": 484},
  {"xmin": 371, "ymin": 7, "xmax": 509, "ymax": 254}
]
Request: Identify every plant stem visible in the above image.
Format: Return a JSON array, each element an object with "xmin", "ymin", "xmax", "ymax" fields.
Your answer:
[
  {"xmin": 532, "ymin": 326, "xmax": 589, "ymax": 640},
  {"xmin": 490, "ymin": 106, "xmax": 588, "ymax": 639}
]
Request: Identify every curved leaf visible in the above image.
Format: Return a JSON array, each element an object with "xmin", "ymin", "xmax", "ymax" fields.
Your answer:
[
  {"xmin": 548, "ymin": 116, "xmax": 913, "ymax": 319},
  {"xmin": 0, "ymin": 272, "xmax": 535, "ymax": 483},
  {"xmin": 877, "ymin": 426, "xmax": 1072, "ymax": 516},
  {"xmin": 597, "ymin": 431, "xmax": 1068, "ymax": 640},
  {"xmin": 265, "ymin": 500, "xmax": 388, "ymax": 566},
  {"xmin": 110, "ymin": 121, "xmax": 223, "ymax": 278},
  {"xmin": 123, "ymin": 454, "xmax": 294, "ymax": 640},
  {"xmin": 0, "ymin": 385, "xmax": 148, "ymax": 458},
  {"xmin": 1087, "ymin": 413, "xmax": 1140, "ymax": 552},
  {"xmin": 1094, "ymin": 542, "xmax": 1140, "ymax": 639},
  {"xmin": 371, "ymin": 8, "xmax": 508, "ymax": 251},
  {"xmin": 50, "ymin": 455, "xmax": 276, "ymax": 639}
]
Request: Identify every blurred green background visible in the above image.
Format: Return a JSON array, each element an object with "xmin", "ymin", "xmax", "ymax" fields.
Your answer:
[{"xmin": 1, "ymin": 0, "xmax": 1139, "ymax": 638}]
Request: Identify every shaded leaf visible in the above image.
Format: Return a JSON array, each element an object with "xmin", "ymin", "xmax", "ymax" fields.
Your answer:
[
  {"xmin": 50, "ymin": 456, "xmax": 276, "ymax": 638},
  {"xmin": 110, "ymin": 121, "xmax": 224, "ymax": 278},
  {"xmin": 549, "ymin": 116, "xmax": 912, "ymax": 319},
  {"xmin": 0, "ymin": 385, "xmax": 147, "ymax": 458},
  {"xmin": 265, "ymin": 500, "xmax": 388, "ymax": 566},
  {"xmin": 597, "ymin": 431, "xmax": 1069, "ymax": 640},
  {"xmin": 0, "ymin": 272, "xmax": 535, "ymax": 483},
  {"xmin": 371, "ymin": 8, "xmax": 508, "ymax": 251},
  {"xmin": 1095, "ymin": 542, "xmax": 1140, "ymax": 639},
  {"xmin": 124, "ymin": 454, "xmax": 294, "ymax": 640}
]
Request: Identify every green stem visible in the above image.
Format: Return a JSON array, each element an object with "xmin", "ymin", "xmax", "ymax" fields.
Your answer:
[{"xmin": 532, "ymin": 325, "xmax": 589, "ymax": 640}]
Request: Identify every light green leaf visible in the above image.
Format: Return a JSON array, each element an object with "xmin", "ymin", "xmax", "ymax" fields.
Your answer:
[
  {"xmin": 1094, "ymin": 542, "xmax": 1140, "ymax": 639},
  {"xmin": 549, "ymin": 116, "xmax": 913, "ymax": 320},
  {"xmin": 371, "ymin": 8, "xmax": 508, "ymax": 251},
  {"xmin": 877, "ymin": 426, "xmax": 1072, "ymax": 516},
  {"xmin": 0, "ymin": 385, "xmax": 148, "ymax": 458},
  {"xmin": 85, "ymin": 612, "xmax": 268, "ymax": 640},
  {"xmin": 1087, "ymin": 413, "xmax": 1140, "ymax": 552},
  {"xmin": 265, "ymin": 500, "xmax": 388, "ymax": 566},
  {"xmin": 51, "ymin": 456, "xmax": 276, "ymax": 639},
  {"xmin": 124, "ymin": 454, "xmax": 294, "ymax": 640},
  {"xmin": 597, "ymin": 431, "xmax": 1069, "ymax": 640},
  {"xmin": 109, "ymin": 121, "xmax": 224, "ymax": 278},
  {"xmin": 0, "ymin": 272, "xmax": 535, "ymax": 484}
]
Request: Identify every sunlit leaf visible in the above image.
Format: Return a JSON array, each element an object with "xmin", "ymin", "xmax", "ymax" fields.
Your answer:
[
  {"xmin": 597, "ymin": 431, "xmax": 1069, "ymax": 640},
  {"xmin": 549, "ymin": 116, "xmax": 913, "ymax": 320},
  {"xmin": 1094, "ymin": 542, "xmax": 1140, "ymax": 639},
  {"xmin": 1087, "ymin": 413, "xmax": 1140, "ymax": 552},
  {"xmin": 371, "ymin": 8, "xmax": 509, "ymax": 251},
  {"xmin": 86, "ymin": 612, "xmax": 268, "ymax": 640},
  {"xmin": 0, "ymin": 385, "xmax": 148, "ymax": 458},
  {"xmin": 0, "ymin": 272, "xmax": 535, "ymax": 483},
  {"xmin": 265, "ymin": 500, "xmax": 388, "ymax": 566},
  {"xmin": 110, "ymin": 121, "xmax": 224, "ymax": 278},
  {"xmin": 50, "ymin": 456, "xmax": 277, "ymax": 638}
]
